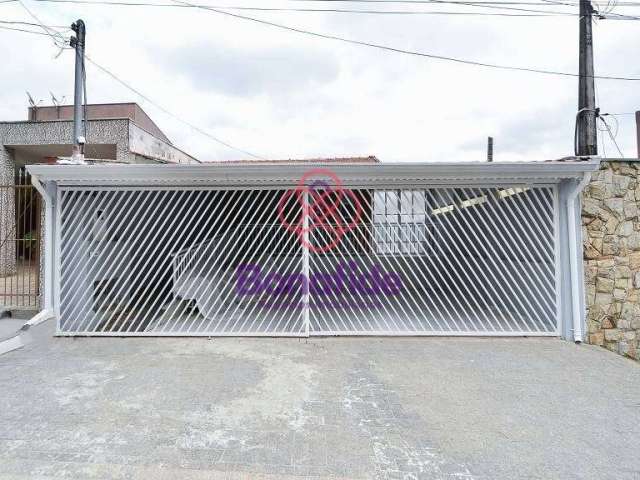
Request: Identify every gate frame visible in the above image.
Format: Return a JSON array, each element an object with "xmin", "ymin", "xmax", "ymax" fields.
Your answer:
[{"xmin": 28, "ymin": 160, "xmax": 600, "ymax": 340}]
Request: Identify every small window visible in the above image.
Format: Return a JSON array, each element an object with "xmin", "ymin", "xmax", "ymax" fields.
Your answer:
[{"xmin": 373, "ymin": 190, "xmax": 431, "ymax": 255}]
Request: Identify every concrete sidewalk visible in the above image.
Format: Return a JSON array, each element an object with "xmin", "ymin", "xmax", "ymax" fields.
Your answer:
[
  {"xmin": 0, "ymin": 318, "xmax": 24, "ymax": 338},
  {"xmin": 0, "ymin": 323, "xmax": 639, "ymax": 479}
]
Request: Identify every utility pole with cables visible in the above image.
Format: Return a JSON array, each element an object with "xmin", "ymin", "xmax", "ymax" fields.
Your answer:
[
  {"xmin": 70, "ymin": 19, "xmax": 86, "ymax": 163},
  {"xmin": 577, "ymin": 0, "xmax": 597, "ymax": 157}
]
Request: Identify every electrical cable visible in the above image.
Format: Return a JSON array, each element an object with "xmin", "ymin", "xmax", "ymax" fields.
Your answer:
[
  {"xmin": 287, "ymin": 0, "xmax": 640, "ymax": 4},
  {"xmin": 17, "ymin": 0, "xmax": 68, "ymax": 48},
  {"xmin": 84, "ymin": 55, "xmax": 263, "ymax": 159},
  {"xmin": 598, "ymin": 115, "xmax": 624, "ymax": 156},
  {"xmin": 0, "ymin": 19, "xmax": 257, "ymax": 159},
  {"xmin": 25, "ymin": 0, "xmax": 580, "ymax": 16},
  {"xmin": 25, "ymin": 0, "xmax": 640, "ymax": 18},
  {"xmin": 168, "ymin": 0, "xmax": 640, "ymax": 81},
  {"xmin": 29, "ymin": 0, "xmax": 582, "ymax": 14},
  {"xmin": 4, "ymin": 2, "xmax": 640, "ymax": 81},
  {"xmin": 594, "ymin": 77, "xmax": 605, "ymax": 157},
  {"xmin": 0, "ymin": 23, "xmax": 59, "ymax": 34},
  {"xmin": 6, "ymin": 0, "xmax": 638, "ymax": 157},
  {"xmin": 0, "ymin": 19, "xmax": 69, "ymax": 27}
]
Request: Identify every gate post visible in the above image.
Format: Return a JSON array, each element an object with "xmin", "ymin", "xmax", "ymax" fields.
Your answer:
[
  {"xmin": 303, "ymin": 189, "xmax": 310, "ymax": 337},
  {"xmin": 0, "ymin": 147, "xmax": 16, "ymax": 279}
]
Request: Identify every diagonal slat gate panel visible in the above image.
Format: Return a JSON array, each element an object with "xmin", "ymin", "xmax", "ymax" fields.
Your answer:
[
  {"xmin": 57, "ymin": 184, "xmax": 559, "ymax": 336},
  {"xmin": 307, "ymin": 186, "xmax": 559, "ymax": 335},
  {"xmin": 58, "ymin": 187, "xmax": 305, "ymax": 335}
]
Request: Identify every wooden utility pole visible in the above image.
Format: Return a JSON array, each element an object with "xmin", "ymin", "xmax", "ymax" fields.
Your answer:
[{"xmin": 577, "ymin": 0, "xmax": 597, "ymax": 156}]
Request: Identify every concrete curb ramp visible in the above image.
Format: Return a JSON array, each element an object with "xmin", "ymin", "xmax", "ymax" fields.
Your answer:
[
  {"xmin": 0, "ymin": 310, "xmax": 55, "ymax": 356},
  {"xmin": 0, "ymin": 335, "xmax": 23, "ymax": 356}
]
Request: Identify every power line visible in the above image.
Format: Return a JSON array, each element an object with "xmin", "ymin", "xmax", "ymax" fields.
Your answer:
[
  {"xmin": 30, "ymin": 0, "xmax": 582, "ymax": 14},
  {"xmin": 291, "ymin": 0, "xmax": 570, "ymax": 3},
  {"xmin": 0, "ymin": 19, "xmax": 70, "ymax": 28},
  {"xmin": 26, "ymin": 0, "xmax": 580, "ymax": 16},
  {"xmin": 6, "ymin": 0, "xmax": 640, "ymax": 79},
  {"xmin": 26, "ymin": 0, "xmax": 640, "ymax": 18},
  {"xmin": 283, "ymin": 0, "xmax": 640, "ymax": 14},
  {"xmin": 0, "ymin": 19, "xmax": 260, "ymax": 159},
  {"xmin": 297, "ymin": 0, "xmax": 640, "ymax": 17},
  {"xmin": 28, "ymin": 0, "xmax": 583, "ymax": 5},
  {"xmin": 84, "ymin": 56, "xmax": 263, "ymax": 159},
  {"xmin": 313, "ymin": 0, "xmax": 573, "ymax": 14},
  {"xmin": 167, "ymin": 0, "xmax": 640, "ymax": 81},
  {"xmin": 0, "ymin": 20, "xmax": 71, "ymax": 38},
  {"xmin": 25, "ymin": 0, "xmax": 640, "ymax": 19},
  {"xmin": 23, "ymin": 0, "xmax": 640, "ymax": 5},
  {"xmin": 6, "ymin": 0, "xmax": 635, "ymax": 157},
  {"xmin": 0, "ymin": 22, "xmax": 58, "ymax": 34},
  {"xmin": 288, "ymin": 0, "xmax": 640, "ymax": 4},
  {"xmin": 289, "ymin": 0, "xmax": 640, "ymax": 7},
  {"xmin": 28, "ymin": 0, "xmax": 640, "ymax": 19},
  {"xmin": 17, "ymin": 0, "xmax": 69, "ymax": 49}
]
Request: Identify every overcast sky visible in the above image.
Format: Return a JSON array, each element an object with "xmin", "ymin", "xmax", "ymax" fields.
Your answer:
[{"xmin": 1, "ymin": 0, "xmax": 639, "ymax": 162}]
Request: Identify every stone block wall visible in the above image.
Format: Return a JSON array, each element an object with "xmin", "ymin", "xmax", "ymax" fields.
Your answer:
[
  {"xmin": 582, "ymin": 160, "xmax": 640, "ymax": 360},
  {"xmin": 0, "ymin": 146, "xmax": 16, "ymax": 277}
]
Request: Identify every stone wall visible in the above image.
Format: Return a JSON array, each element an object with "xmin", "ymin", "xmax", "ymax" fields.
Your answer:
[
  {"xmin": 582, "ymin": 160, "xmax": 640, "ymax": 360},
  {"xmin": 0, "ymin": 146, "xmax": 16, "ymax": 277}
]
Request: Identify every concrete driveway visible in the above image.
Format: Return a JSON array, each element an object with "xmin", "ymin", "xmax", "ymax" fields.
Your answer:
[{"xmin": 1, "ymin": 321, "xmax": 639, "ymax": 480}]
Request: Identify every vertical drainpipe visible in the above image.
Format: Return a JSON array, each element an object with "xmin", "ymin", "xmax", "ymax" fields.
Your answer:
[
  {"xmin": 566, "ymin": 171, "xmax": 592, "ymax": 343},
  {"xmin": 30, "ymin": 174, "xmax": 56, "ymax": 319}
]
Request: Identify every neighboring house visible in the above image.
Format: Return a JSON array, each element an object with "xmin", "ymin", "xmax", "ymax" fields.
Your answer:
[
  {"xmin": 1, "ymin": 102, "xmax": 199, "ymax": 169},
  {"xmin": 0, "ymin": 102, "xmax": 199, "ymax": 311}
]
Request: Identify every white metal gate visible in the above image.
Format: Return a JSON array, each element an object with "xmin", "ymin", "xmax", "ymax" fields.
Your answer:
[
  {"xmin": 56, "ymin": 183, "xmax": 559, "ymax": 336},
  {"xmin": 309, "ymin": 186, "xmax": 559, "ymax": 335}
]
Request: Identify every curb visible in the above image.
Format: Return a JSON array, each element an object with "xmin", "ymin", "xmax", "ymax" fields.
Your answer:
[
  {"xmin": 0, "ymin": 334, "xmax": 23, "ymax": 356},
  {"xmin": 20, "ymin": 310, "xmax": 55, "ymax": 331},
  {"xmin": 0, "ymin": 310, "xmax": 55, "ymax": 357}
]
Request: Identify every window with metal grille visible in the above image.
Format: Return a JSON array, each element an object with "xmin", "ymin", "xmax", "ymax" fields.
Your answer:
[{"xmin": 373, "ymin": 190, "xmax": 432, "ymax": 255}]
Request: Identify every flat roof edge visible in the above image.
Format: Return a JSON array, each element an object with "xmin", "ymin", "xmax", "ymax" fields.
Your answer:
[
  {"xmin": 27, "ymin": 160, "xmax": 600, "ymax": 186},
  {"xmin": 0, "ymin": 118, "xmax": 129, "ymax": 126}
]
